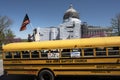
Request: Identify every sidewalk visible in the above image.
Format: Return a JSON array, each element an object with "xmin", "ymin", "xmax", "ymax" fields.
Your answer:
[{"xmin": 0, "ymin": 60, "xmax": 3, "ymax": 76}]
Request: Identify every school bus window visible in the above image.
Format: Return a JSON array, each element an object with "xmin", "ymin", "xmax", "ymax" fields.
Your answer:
[
  {"xmin": 96, "ymin": 47, "xmax": 106, "ymax": 56},
  {"xmin": 61, "ymin": 49, "xmax": 71, "ymax": 57},
  {"xmin": 14, "ymin": 51, "xmax": 21, "ymax": 58},
  {"xmin": 31, "ymin": 50, "xmax": 39, "ymax": 58},
  {"xmin": 22, "ymin": 51, "xmax": 30, "ymax": 58},
  {"xmin": 5, "ymin": 52, "xmax": 12, "ymax": 58},
  {"xmin": 48, "ymin": 49, "xmax": 59, "ymax": 59},
  {"xmin": 50, "ymin": 49, "xmax": 59, "ymax": 53},
  {"xmin": 84, "ymin": 48, "xmax": 93, "ymax": 56},
  {"xmin": 71, "ymin": 49, "xmax": 81, "ymax": 58},
  {"xmin": 108, "ymin": 47, "xmax": 119, "ymax": 56},
  {"xmin": 41, "ymin": 50, "xmax": 48, "ymax": 58},
  {"xmin": 72, "ymin": 49, "xmax": 81, "ymax": 52}
]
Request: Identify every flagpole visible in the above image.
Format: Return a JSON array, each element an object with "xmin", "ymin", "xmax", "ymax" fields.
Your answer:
[
  {"xmin": 29, "ymin": 23, "xmax": 34, "ymax": 30},
  {"xmin": 26, "ymin": 12, "xmax": 34, "ymax": 30},
  {"xmin": 25, "ymin": 9, "xmax": 34, "ymax": 30},
  {"xmin": 25, "ymin": 12, "xmax": 34, "ymax": 30}
]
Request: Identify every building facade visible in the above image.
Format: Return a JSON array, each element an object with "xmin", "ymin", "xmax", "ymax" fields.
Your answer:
[
  {"xmin": 33, "ymin": 4, "xmax": 112, "ymax": 41},
  {"xmin": 39, "ymin": 4, "xmax": 81, "ymax": 41},
  {"xmin": 81, "ymin": 22, "xmax": 113, "ymax": 38}
]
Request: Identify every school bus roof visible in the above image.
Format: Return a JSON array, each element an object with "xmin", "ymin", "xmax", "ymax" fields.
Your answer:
[{"xmin": 2, "ymin": 36, "xmax": 120, "ymax": 51}]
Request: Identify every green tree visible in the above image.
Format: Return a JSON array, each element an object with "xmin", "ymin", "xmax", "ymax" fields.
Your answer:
[{"xmin": 111, "ymin": 13, "xmax": 120, "ymax": 36}]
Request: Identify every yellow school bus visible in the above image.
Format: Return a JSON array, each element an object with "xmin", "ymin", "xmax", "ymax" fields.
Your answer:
[{"xmin": 2, "ymin": 36, "xmax": 120, "ymax": 80}]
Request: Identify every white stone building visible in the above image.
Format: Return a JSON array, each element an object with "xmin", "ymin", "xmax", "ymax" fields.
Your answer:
[
  {"xmin": 31, "ymin": 4, "xmax": 112, "ymax": 41},
  {"xmin": 38, "ymin": 4, "xmax": 81, "ymax": 41}
]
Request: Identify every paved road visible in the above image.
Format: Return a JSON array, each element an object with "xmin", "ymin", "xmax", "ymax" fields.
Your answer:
[
  {"xmin": 0, "ymin": 75, "xmax": 36, "ymax": 80},
  {"xmin": 0, "ymin": 75, "xmax": 120, "ymax": 80}
]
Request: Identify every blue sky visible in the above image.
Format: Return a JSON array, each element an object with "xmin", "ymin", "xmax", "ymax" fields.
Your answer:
[{"xmin": 0, "ymin": 0, "xmax": 120, "ymax": 39}]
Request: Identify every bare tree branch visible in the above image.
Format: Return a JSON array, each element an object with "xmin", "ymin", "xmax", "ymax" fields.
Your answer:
[
  {"xmin": 111, "ymin": 13, "xmax": 120, "ymax": 35},
  {"xmin": 0, "ymin": 15, "xmax": 14, "ymax": 46}
]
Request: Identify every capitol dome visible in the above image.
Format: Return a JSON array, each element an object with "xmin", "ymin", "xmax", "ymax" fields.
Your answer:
[{"xmin": 63, "ymin": 4, "xmax": 80, "ymax": 20}]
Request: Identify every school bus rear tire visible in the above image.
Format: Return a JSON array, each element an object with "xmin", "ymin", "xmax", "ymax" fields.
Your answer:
[{"xmin": 38, "ymin": 69, "xmax": 54, "ymax": 80}]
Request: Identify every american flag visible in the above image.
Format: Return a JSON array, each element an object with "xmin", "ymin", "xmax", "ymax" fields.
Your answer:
[{"xmin": 20, "ymin": 14, "xmax": 30, "ymax": 31}]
